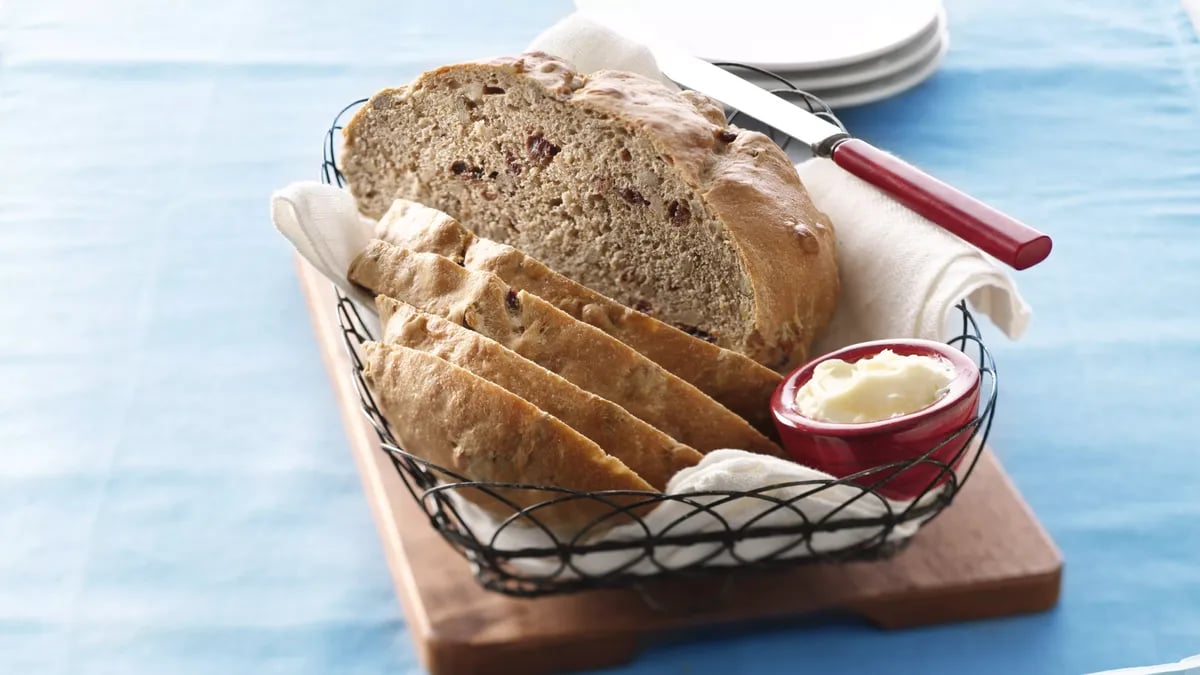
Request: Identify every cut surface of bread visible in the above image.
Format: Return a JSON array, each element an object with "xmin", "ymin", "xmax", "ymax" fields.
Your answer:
[
  {"xmin": 363, "ymin": 341, "xmax": 655, "ymax": 534},
  {"xmin": 376, "ymin": 295, "xmax": 702, "ymax": 489},
  {"xmin": 341, "ymin": 52, "xmax": 838, "ymax": 370},
  {"xmin": 349, "ymin": 239, "xmax": 783, "ymax": 457},
  {"xmin": 374, "ymin": 199, "xmax": 782, "ymax": 434}
]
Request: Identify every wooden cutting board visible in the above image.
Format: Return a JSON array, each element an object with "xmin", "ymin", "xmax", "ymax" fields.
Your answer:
[{"xmin": 296, "ymin": 257, "xmax": 1062, "ymax": 675}]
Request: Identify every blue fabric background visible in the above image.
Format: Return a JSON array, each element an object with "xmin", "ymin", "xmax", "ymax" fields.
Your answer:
[{"xmin": 1, "ymin": 1, "xmax": 1198, "ymax": 673}]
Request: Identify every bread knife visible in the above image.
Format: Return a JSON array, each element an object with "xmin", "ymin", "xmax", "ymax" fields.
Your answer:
[{"xmin": 648, "ymin": 44, "xmax": 1053, "ymax": 271}]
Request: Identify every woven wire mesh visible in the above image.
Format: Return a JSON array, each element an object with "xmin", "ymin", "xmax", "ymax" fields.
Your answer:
[{"xmin": 321, "ymin": 77, "xmax": 997, "ymax": 598}]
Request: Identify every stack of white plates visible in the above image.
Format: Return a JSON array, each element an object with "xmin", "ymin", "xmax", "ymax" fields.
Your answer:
[{"xmin": 575, "ymin": 0, "xmax": 948, "ymax": 109}]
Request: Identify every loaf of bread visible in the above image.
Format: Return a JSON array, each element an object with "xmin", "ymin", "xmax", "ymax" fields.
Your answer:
[
  {"xmin": 377, "ymin": 295, "xmax": 702, "ymax": 489},
  {"xmin": 341, "ymin": 52, "xmax": 839, "ymax": 370},
  {"xmin": 375, "ymin": 199, "xmax": 782, "ymax": 434},
  {"xmin": 363, "ymin": 341, "xmax": 655, "ymax": 532},
  {"xmin": 348, "ymin": 240, "xmax": 783, "ymax": 457}
]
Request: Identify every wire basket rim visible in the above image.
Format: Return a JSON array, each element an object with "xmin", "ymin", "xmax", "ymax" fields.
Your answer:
[{"xmin": 316, "ymin": 75, "xmax": 999, "ymax": 597}]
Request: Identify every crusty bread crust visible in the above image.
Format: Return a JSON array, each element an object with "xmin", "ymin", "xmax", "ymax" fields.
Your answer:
[
  {"xmin": 375, "ymin": 199, "xmax": 782, "ymax": 434},
  {"xmin": 349, "ymin": 240, "xmax": 783, "ymax": 457},
  {"xmin": 377, "ymin": 295, "xmax": 702, "ymax": 489},
  {"xmin": 342, "ymin": 52, "xmax": 838, "ymax": 370},
  {"xmin": 363, "ymin": 342, "xmax": 655, "ymax": 533}
]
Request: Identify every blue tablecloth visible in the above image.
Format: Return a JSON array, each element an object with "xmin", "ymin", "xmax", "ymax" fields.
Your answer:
[{"xmin": 3, "ymin": 1, "xmax": 1198, "ymax": 673}]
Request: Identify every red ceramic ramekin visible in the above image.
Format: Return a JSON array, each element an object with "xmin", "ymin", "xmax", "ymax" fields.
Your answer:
[{"xmin": 770, "ymin": 339, "xmax": 981, "ymax": 501}]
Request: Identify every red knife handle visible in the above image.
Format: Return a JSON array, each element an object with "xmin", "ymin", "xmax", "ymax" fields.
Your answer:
[{"xmin": 830, "ymin": 138, "xmax": 1052, "ymax": 270}]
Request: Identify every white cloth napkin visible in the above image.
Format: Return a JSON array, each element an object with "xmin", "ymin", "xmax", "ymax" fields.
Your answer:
[
  {"xmin": 446, "ymin": 449, "xmax": 930, "ymax": 578},
  {"xmin": 267, "ymin": 16, "xmax": 1026, "ymax": 575},
  {"xmin": 270, "ymin": 181, "xmax": 379, "ymax": 318},
  {"xmin": 798, "ymin": 158, "xmax": 1030, "ymax": 353}
]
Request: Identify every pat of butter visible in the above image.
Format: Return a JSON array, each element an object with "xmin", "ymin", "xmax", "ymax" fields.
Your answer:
[{"xmin": 795, "ymin": 350, "xmax": 956, "ymax": 424}]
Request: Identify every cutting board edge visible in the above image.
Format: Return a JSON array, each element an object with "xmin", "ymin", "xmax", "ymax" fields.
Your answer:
[
  {"xmin": 853, "ymin": 563, "xmax": 1063, "ymax": 628},
  {"xmin": 407, "ymin": 561, "xmax": 1063, "ymax": 675}
]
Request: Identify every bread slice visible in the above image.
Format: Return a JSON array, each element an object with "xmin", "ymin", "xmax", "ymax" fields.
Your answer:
[
  {"xmin": 341, "ymin": 52, "xmax": 839, "ymax": 371},
  {"xmin": 374, "ymin": 198, "xmax": 782, "ymax": 434},
  {"xmin": 348, "ymin": 240, "xmax": 783, "ymax": 457},
  {"xmin": 363, "ymin": 341, "xmax": 655, "ymax": 533},
  {"xmin": 376, "ymin": 295, "xmax": 702, "ymax": 489}
]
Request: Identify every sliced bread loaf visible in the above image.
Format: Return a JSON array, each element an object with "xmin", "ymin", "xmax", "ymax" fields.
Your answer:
[
  {"xmin": 348, "ymin": 239, "xmax": 783, "ymax": 457},
  {"xmin": 363, "ymin": 341, "xmax": 655, "ymax": 533},
  {"xmin": 376, "ymin": 295, "xmax": 702, "ymax": 489},
  {"xmin": 375, "ymin": 199, "xmax": 782, "ymax": 434},
  {"xmin": 341, "ymin": 52, "xmax": 839, "ymax": 370}
]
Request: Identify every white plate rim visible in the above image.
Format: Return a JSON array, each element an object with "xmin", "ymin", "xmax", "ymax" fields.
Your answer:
[
  {"xmin": 730, "ymin": 10, "xmax": 946, "ymax": 91},
  {"xmin": 575, "ymin": 0, "xmax": 945, "ymax": 70},
  {"xmin": 814, "ymin": 31, "xmax": 950, "ymax": 108}
]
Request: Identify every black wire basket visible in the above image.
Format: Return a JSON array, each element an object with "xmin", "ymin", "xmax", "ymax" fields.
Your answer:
[{"xmin": 320, "ymin": 68, "xmax": 998, "ymax": 598}]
